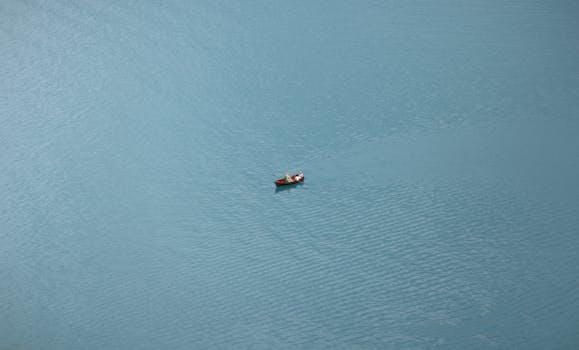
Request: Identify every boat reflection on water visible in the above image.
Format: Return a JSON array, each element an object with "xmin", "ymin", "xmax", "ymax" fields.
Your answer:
[{"xmin": 274, "ymin": 181, "xmax": 304, "ymax": 193}]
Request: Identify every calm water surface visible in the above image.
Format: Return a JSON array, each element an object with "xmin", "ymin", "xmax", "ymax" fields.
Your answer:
[{"xmin": 1, "ymin": 1, "xmax": 579, "ymax": 349}]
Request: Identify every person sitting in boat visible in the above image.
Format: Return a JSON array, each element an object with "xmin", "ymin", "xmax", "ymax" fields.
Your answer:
[{"xmin": 285, "ymin": 173, "xmax": 292, "ymax": 183}]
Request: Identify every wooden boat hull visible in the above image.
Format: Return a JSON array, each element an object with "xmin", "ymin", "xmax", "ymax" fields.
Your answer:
[{"xmin": 275, "ymin": 174, "xmax": 304, "ymax": 187}]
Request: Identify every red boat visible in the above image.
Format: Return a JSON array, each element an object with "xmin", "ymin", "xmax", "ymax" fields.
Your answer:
[{"xmin": 275, "ymin": 172, "xmax": 304, "ymax": 187}]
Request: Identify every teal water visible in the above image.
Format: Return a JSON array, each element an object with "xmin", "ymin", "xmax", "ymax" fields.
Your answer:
[{"xmin": 1, "ymin": 1, "xmax": 579, "ymax": 349}]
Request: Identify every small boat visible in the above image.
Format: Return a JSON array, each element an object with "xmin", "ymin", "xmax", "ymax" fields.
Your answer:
[{"xmin": 275, "ymin": 172, "xmax": 304, "ymax": 187}]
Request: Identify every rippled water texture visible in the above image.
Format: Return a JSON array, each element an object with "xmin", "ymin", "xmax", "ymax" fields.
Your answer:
[{"xmin": 1, "ymin": 1, "xmax": 579, "ymax": 349}]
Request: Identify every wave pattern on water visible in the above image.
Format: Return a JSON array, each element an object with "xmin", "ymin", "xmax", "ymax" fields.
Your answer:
[{"xmin": 1, "ymin": 0, "xmax": 579, "ymax": 349}]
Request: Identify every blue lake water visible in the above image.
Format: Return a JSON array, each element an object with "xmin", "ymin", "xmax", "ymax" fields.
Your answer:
[{"xmin": 1, "ymin": 1, "xmax": 579, "ymax": 349}]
